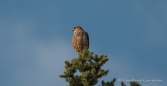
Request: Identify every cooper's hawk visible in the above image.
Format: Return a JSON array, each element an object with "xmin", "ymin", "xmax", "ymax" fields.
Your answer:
[{"xmin": 72, "ymin": 26, "xmax": 89, "ymax": 55}]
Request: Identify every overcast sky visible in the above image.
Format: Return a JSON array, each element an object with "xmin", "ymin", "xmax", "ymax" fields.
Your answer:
[{"xmin": 0, "ymin": 1, "xmax": 166, "ymax": 86}]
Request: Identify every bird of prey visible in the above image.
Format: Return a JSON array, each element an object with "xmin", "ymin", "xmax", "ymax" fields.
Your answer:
[{"xmin": 72, "ymin": 26, "xmax": 89, "ymax": 55}]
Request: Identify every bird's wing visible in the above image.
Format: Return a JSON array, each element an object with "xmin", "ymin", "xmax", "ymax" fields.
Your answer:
[{"xmin": 83, "ymin": 32, "xmax": 89, "ymax": 49}]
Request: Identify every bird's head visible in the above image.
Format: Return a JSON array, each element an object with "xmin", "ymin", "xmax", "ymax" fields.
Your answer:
[{"xmin": 73, "ymin": 26, "xmax": 84, "ymax": 33}]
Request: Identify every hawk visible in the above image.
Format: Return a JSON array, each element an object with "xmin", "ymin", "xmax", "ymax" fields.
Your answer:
[{"xmin": 72, "ymin": 26, "xmax": 89, "ymax": 55}]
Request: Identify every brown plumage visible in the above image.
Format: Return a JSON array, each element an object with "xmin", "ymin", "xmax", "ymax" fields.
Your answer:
[{"xmin": 72, "ymin": 26, "xmax": 89, "ymax": 55}]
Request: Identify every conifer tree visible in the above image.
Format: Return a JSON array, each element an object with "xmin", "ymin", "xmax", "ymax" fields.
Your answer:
[
  {"xmin": 129, "ymin": 81, "xmax": 141, "ymax": 86},
  {"xmin": 101, "ymin": 78, "xmax": 116, "ymax": 86},
  {"xmin": 59, "ymin": 50, "xmax": 141, "ymax": 86}
]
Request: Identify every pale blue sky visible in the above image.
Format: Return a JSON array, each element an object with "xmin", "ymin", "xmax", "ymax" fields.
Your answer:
[{"xmin": 0, "ymin": 1, "xmax": 166, "ymax": 86}]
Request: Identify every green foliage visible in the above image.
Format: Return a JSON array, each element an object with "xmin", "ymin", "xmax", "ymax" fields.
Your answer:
[
  {"xmin": 101, "ymin": 78, "xmax": 116, "ymax": 86},
  {"xmin": 121, "ymin": 82, "xmax": 126, "ymax": 86},
  {"xmin": 129, "ymin": 81, "xmax": 141, "ymax": 86},
  {"xmin": 60, "ymin": 50, "xmax": 109, "ymax": 86},
  {"xmin": 59, "ymin": 50, "xmax": 141, "ymax": 86}
]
